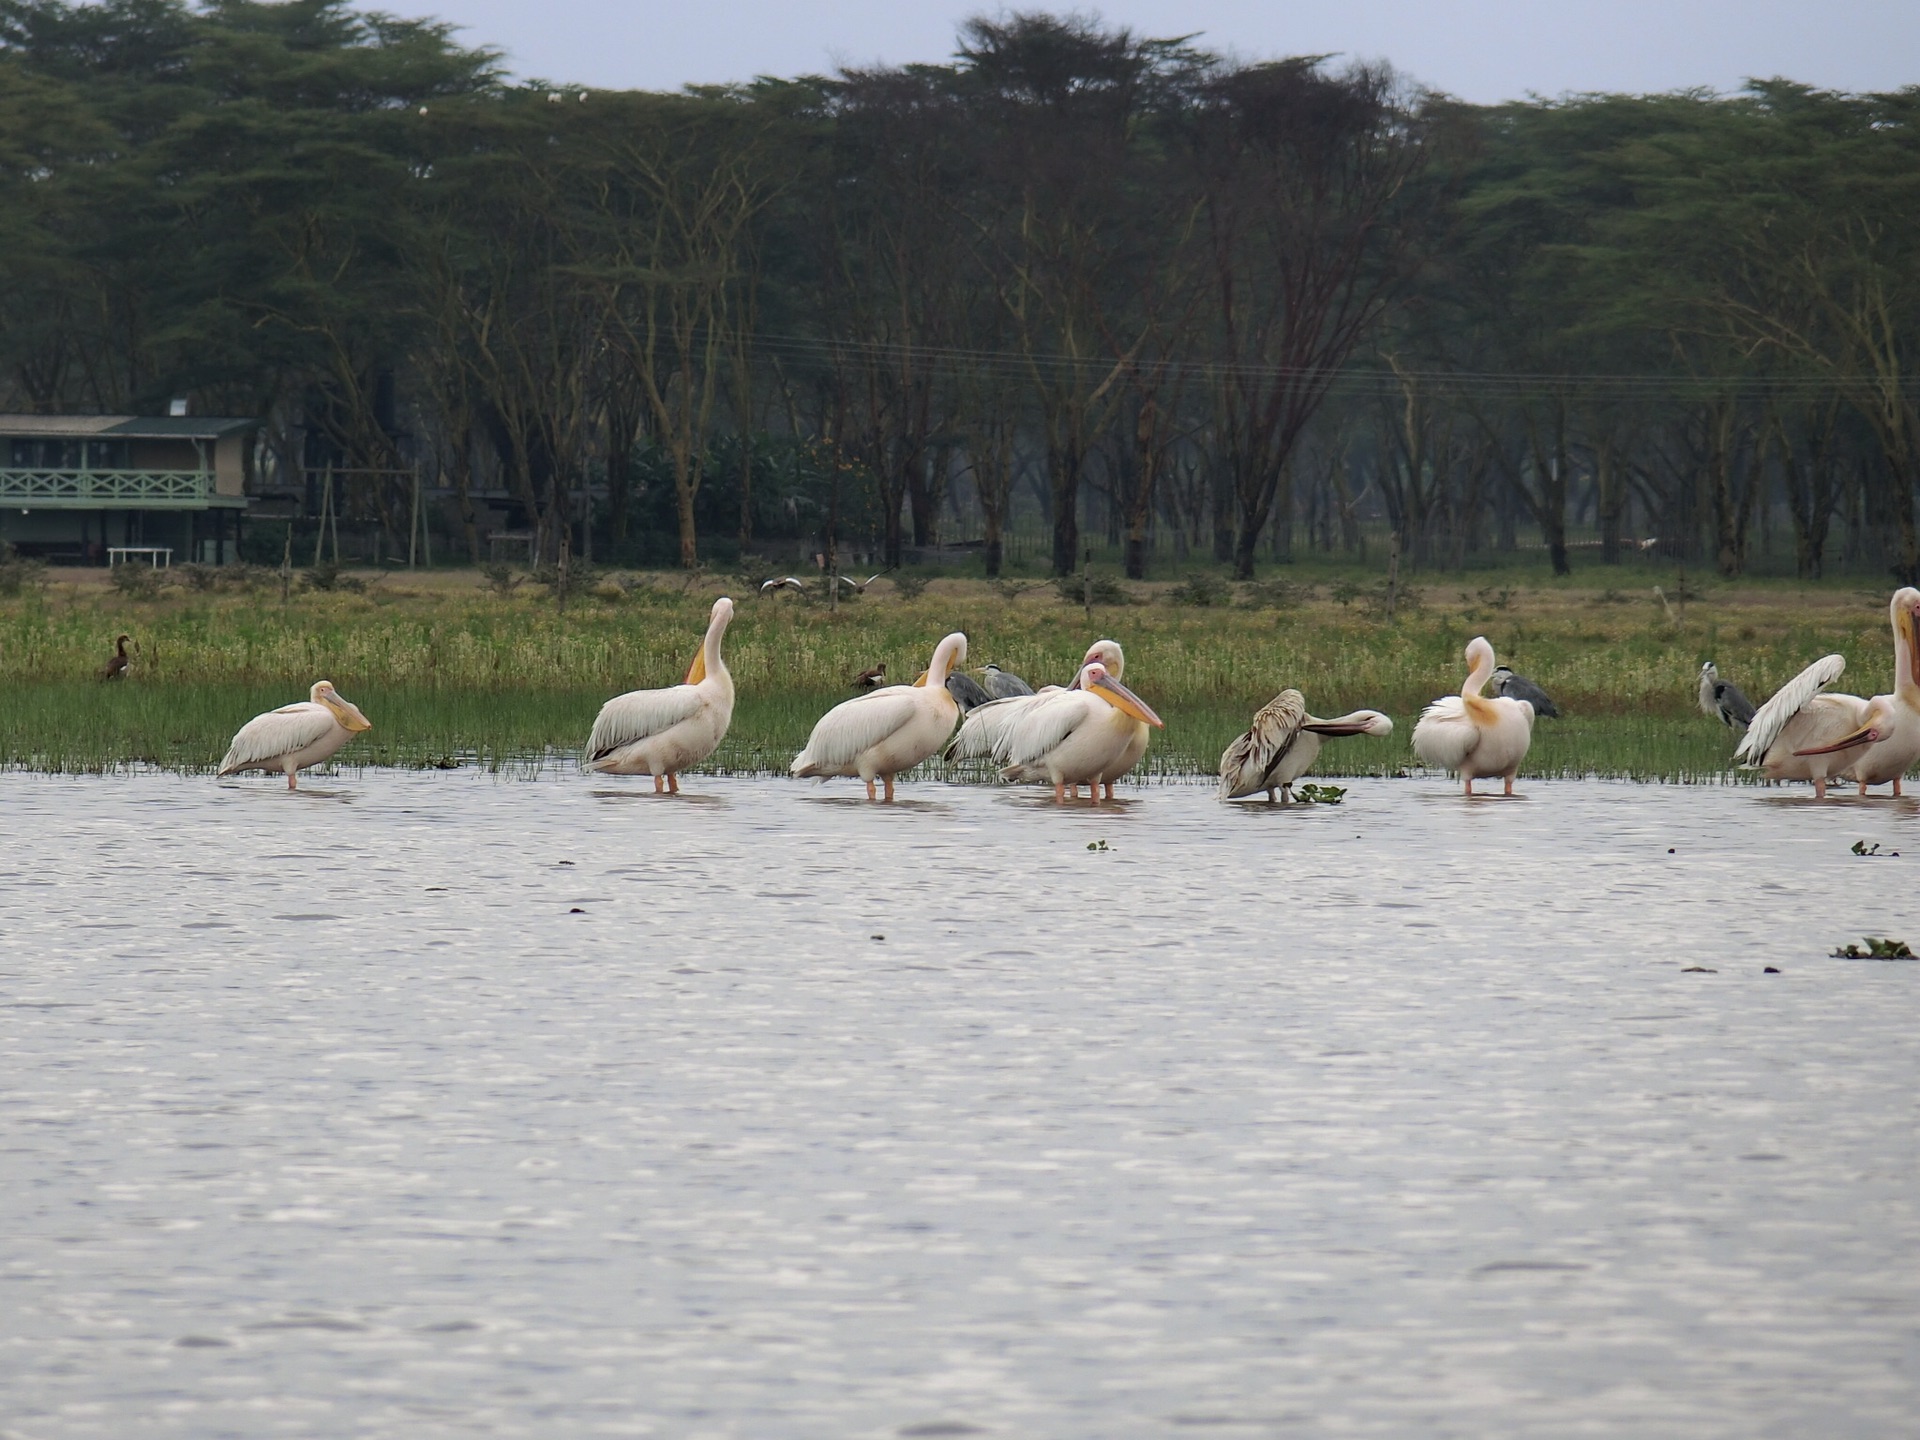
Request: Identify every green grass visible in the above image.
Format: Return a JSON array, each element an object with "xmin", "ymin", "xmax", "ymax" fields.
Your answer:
[{"xmin": 0, "ymin": 565, "xmax": 1889, "ymax": 781}]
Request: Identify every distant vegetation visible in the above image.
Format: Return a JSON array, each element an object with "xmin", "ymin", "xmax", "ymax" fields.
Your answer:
[
  {"xmin": 1, "ymin": 2, "xmax": 1916, "ymax": 581},
  {"xmin": 0, "ymin": 564, "xmax": 1902, "ymax": 781}
]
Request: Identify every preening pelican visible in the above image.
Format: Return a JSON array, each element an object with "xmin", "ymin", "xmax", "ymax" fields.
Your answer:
[
  {"xmin": 1411, "ymin": 636, "xmax": 1535, "ymax": 796},
  {"xmin": 1764, "ymin": 587, "xmax": 1920, "ymax": 796},
  {"xmin": 102, "ymin": 633, "xmax": 131, "ymax": 681},
  {"xmin": 997, "ymin": 660, "xmax": 1164, "ymax": 803},
  {"xmin": 1698, "ymin": 660, "xmax": 1756, "ymax": 729},
  {"xmin": 218, "ymin": 680, "xmax": 372, "ymax": 790},
  {"xmin": 792, "ymin": 632, "xmax": 967, "ymax": 800},
  {"xmin": 1219, "ymin": 691, "xmax": 1393, "ymax": 803},
  {"xmin": 948, "ymin": 640, "xmax": 1144, "ymax": 796},
  {"xmin": 1733, "ymin": 654, "xmax": 1862, "ymax": 797},
  {"xmin": 585, "ymin": 596, "xmax": 735, "ymax": 793}
]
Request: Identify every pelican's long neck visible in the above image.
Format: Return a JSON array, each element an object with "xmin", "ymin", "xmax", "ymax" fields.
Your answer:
[
  {"xmin": 1463, "ymin": 646, "xmax": 1495, "ymax": 698},
  {"xmin": 702, "ymin": 609, "xmax": 731, "ymax": 685},
  {"xmin": 928, "ymin": 635, "xmax": 964, "ymax": 689},
  {"xmin": 1894, "ymin": 602, "xmax": 1919, "ymax": 704}
]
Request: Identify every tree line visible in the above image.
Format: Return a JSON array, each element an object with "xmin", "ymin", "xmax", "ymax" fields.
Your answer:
[{"xmin": 2, "ymin": 0, "xmax": 1916, "ymax": 579}]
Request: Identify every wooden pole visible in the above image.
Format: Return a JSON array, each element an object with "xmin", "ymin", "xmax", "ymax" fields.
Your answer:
[
  {"xmin": 1385, "ymin": 530, "xmax": 1401, "ymax": 623},
  {"xmin": 408, "ymin": 468, "xmax": 419, "ymax": 570},
  {"xmin": 312, "ymin": 464, "xmax": 330, "ymax": 567}
]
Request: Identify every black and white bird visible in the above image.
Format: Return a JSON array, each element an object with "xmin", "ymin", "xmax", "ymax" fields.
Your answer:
[
  {"xmin": 851, "ymin": 664, "xmax": 887, "ymax": 691},
  {"xmin": 976, "ymin": 663, "xmax": 1035, "ymax": 700},
  {"xmin": 759, "ymin": 576, "xmax": 807, "ymax": 594},
  {"xmin": 1491, "ymin": 665, "xmax": 1560, "ymax": 718},
  {"xmin": 829, "ymin": 569, "xmax": 894, "ymax": 596},
  {"xmin": 1697, "ymin": 660, "xmax": 1756, "ymax": 729},
  {"xmin": 102, "ymin": 633, "xmax": 132, "ymax": 681}
]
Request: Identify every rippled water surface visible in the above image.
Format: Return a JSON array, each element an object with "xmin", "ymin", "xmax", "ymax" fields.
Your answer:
[{"xmin": 4, "ymin": 770, "xmax": 1918, "ymax": 1439}]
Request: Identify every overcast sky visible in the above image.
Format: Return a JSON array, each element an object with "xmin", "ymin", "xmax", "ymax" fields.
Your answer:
[{"xmin": 383, "ymin": 0, "xmax": 1919, "ymax": 100}]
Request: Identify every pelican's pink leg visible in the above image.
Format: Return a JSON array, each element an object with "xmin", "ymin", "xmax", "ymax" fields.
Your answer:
[
  {"xmin": 883, "ymin": 775, "xmax": 896, "ymax": 802},
  {"xmin": 286, "ymin": 770, "xmax": 298, "ymax": 792},
  {"xmin": 667, "ymin": 774, "xmax": 680, "ymax": 794},
  {"xmin": 1053, "ymin": 781, "xmax": 1067, "ymax": 803},
  {"xmin": 1266, "ymin": 788, "xmax": 1279, "ymax": 804},
  {"xmin": 864, "ymin": 777, "xmax": 878, "ymax": 801},
  {"xmin": 652, "ymin": 773, "xmax": 665, "ymax": 794},
  {"xmin": 1813, "ymin": 777, "xmax": 1827, "ymax": 799},
  {"xmin": 1462, "ymin": 775, "xmax": 1474, "ymax": 797},
  {"xmin": 1860, "ymin": 779, "xmax": 1870, "ymax": 797},
  {"xmin": 1504, "ymin": 773, "xmax": 1516, "ymax": 797},
  {"xmin": 1896, "ymin": 778, "xmax": 1905, "ymax": 797}
]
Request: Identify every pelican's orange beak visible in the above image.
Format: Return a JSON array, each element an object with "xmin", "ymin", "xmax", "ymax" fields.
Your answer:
[
  {"xmin": 912, "ymin": 670, "xmax": 930, "ymax": 687},
  {"xmin": 1089, "ymin": 672, "xmax": 1164, "ymax": 728},
  {"xmin": 324, "ymin": 692, "xmax": 374, "ymax": 733},
  {"xmin": 684, "ymin": 648, "xmax": 707, "ymax": 686},
  {"xmin": 1795, "ymin": 724, "xmax": 1878, "ymax": 757}
]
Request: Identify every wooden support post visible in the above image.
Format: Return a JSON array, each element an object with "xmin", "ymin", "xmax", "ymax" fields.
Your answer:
[
  {"xmin": 408, "ymin": 468, "xmax": 419, "ymax": 570},
  {"xmin": 1385, "ymin": 530, "xmax": 1401, "ymax": 623}
]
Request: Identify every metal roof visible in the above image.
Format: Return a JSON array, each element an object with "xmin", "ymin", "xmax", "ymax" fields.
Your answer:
[{"xmin": 0, "ymin": 414, "xmax": 257, "ymax": 440}]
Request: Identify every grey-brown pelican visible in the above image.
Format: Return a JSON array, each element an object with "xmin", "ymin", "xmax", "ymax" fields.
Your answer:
[
  {"xmin": 1697, "ymin": 661, "xmax": 1756, "ymax": 729},
  {"xmin": 1218, "ymin": 690, "xmax": 1393, "ymax": 803},
  {"xmin": 1491, "ymin": 665, "xmax": 1559, "ymax": 718}
]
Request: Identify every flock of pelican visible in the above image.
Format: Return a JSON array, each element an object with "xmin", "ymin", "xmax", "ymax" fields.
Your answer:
[{"xmin": 213, "ymin": 585, "xmax": 1920, "ymax": 802}]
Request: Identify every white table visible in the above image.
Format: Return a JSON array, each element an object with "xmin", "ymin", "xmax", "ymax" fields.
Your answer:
[{"xmin": 108, "ymin": 547, "xmax": 173, "ymax": 569}]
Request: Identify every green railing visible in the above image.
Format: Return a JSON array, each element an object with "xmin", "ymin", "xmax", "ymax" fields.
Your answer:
[{"xmin": 0, "ymin": 468, "xmax": 225, "ymax": 508}]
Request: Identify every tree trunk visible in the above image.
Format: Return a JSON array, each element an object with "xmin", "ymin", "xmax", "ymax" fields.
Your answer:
[{"xmin": 1048, "ymin": 435, "xmax": 1081, "ymax": 578}]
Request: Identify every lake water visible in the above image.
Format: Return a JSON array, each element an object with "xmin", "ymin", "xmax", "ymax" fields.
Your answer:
[{"xmin": 3, "ymin": 770, "xmax": 1917, "ymax": 1438}]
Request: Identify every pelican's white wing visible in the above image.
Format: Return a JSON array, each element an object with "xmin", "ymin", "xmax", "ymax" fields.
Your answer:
[
  {"xmin": 946, "ymin": 693, "xmax": 1047, "ymax": 762},
  {"xmin": 1219, "ymin": 690, "xmax": 1307, "ymax": 799},
  {"xmin": 219, "ymin": 702, "xmax": 335, "ymax": 773},
  {"xmin": 1000, "ymin": 690, "xmax": 1103, "ymax": 768},
  {"xmin": 586, "ymin": 684, "xmax": 708, "ymax": 762},
  {"xmin": 792, "ymin": 688, "xmax": 925, "ymax": 773},
  {"xmin": 1736, "ymin": 654, "xmax": 1845, "ymax": 765}
]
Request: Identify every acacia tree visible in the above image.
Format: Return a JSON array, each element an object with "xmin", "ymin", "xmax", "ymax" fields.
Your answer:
[
  {"xmin": 958, "ymin": 13, "xmax": 1201, "ymax": 576},
  {"xmin": 1188, "ymin": 58, "xmax": 1433, "ymax": 578},
  {"xmin": 588, "ymin": 90, "xmax": 782, "ymax": 568}
]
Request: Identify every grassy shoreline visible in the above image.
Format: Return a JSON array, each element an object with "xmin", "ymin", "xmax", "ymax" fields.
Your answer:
[{"xmin": 0, "ymin": 564, "xmax": 1900, "ymax": 780}]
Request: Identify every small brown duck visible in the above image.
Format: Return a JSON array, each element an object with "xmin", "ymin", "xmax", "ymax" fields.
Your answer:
[
  {"xmin": 102, "ymin": 634, "xmax": 133, "ymax": 681},
  {"xmin": 850, "ymin": 663, "xmax": 887, "ymax": 691}
]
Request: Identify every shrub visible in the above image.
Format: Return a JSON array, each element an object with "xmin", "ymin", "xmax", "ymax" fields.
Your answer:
[
  {"xmin": 1238, "ymin": 578, "xmax": 1314, "ymax": 609},
  {"xmin": 110, "ymin": 563, "xmax": 166, "ymax": 599},
  {"xmin": 1164, "ymin": 573, "xmax": 1232, "ymax": 607},
  {"xmin": 891, "ymin": 572, "xmax": 930, "ymax": 600},
  {"xmin": 302, "ymin": 561, "xmax": 365, "ymax": 594},
  {"xmin": 0, "ymin": 547, "xmax": 46, "ymax": 597},
  {"xmin": 1054, "ymin": 573, "xmax": 1135, "ymax": 606}
]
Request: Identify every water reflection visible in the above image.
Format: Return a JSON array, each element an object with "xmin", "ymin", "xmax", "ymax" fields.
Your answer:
[{"xmin": 0, "ymin": 770, "xmax": 1915, "ymax": 1438}]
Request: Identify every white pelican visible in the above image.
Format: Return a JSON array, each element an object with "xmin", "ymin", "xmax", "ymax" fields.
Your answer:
[
  {"xmin": 1219, "ymin": 691, "xmax": 1393, "ymax": 803},
  {"xmin": 792, "ymin": 632, "xmax": 967, "ymax": 800},
  {"xmin": 948, "ymin": 640, "xmax": 1142, "ymax": 797},
  {"xmin": 997, "ymin": 660, "xmax": 1164, "ymax": 802},
  {"xmin": 585, "ymin": 596, "xmax": 735, "ymax": 793},
  {"xmin": 1411, "ymin": 636, "xmax": 1535, "ymax": 796},
  {"xmin": 217, "ymin": 680, "xmax": 372, "ymax": 790},
  {"xmin": 1733, "ymin": 654, "xmax": 1860, "ymax": 797},
  {"xmin": 1760, "ymin": 587, "xmax": 1920, "ymax": 796}
]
